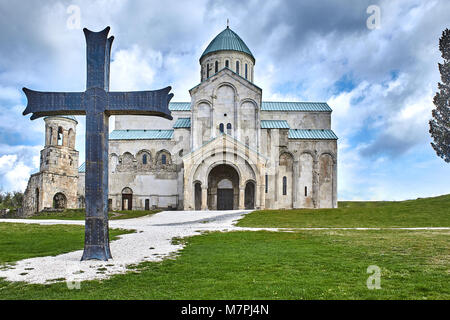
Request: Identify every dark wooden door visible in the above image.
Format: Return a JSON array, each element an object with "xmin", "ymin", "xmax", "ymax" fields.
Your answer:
[
  {"xmin": 122, "ymin": 194, "xmax": 132, "ymax": 210},
  {"xmin": 217, "ymin": 189, "xmax": 233, "ymax": 210}
]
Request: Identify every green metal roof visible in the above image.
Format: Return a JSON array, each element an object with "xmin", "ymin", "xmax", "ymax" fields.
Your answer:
[
  {"xmin": 288, "ymin": 129, "xmax": 338, "ymax": 140},
  {"xmin": 173, "ymin": 118, "xmax": 191, "ymax": 128},
  {"xmin": 261, "ymin": 102, "xmax": 332, "ymax": 112},
  {"xmin": 78, "ymin": 162, "xmax": 85, "ymax": 173},
  {"xmin": 109, "ymin": 130, "xmax": 174, "ymax": 140},
  {"xmin": 166, "ymin": 101, "xmax": 332, "ymax": 112},
  {"xmin": 200, "ymin": 27, "xmax": 254, "ymax": 60},
  {"xmin": 261, "ymin": 120, "xmax": 290, "ymax": 129},
  {"xmin": 169, "ymin": 102, "xmax": 191, "ymax": 111}
]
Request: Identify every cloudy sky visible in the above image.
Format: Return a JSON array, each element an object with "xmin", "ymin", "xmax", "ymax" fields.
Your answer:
[{"xmin": 0, "ymin": 0, "xmax": 449, "ymax": 200}]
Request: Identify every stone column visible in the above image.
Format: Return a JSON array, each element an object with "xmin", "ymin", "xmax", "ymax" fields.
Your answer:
[
  {"xmin": 239, "ymin": 186, "xmax": 245, "ymax": 209},
  {"xmin": 52, "ymin": 127, "xmax": 58, "ymax": 145},
  {"xmin": 332, "ymin": 158, "xmax": 338, "ymax": 208},
  {"xmin": 293, "ymin": 160, "xmax": 299, "ymax": 208},
  {"xmin": 201, "ymin": 186, "xmax": 208, "ymax": 210},
  {"xmin": 312, "ymin": 155, "xmax": 319, "ymax": 208},
  {"xmin": 63, "ymin": 129, "xmax": 68, "ymax": 147}
]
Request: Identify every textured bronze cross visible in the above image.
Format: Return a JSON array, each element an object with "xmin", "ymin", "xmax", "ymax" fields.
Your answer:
[{"xmin": 22, "ymin": 27, "xmax": 173, "ymax": 260}]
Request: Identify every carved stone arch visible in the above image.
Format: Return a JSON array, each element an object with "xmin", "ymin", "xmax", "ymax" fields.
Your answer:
[
  {"xmin": 213, "ymin": 82, "xmax": 238, "ymax": 98},
  {"xmin": 194, "ymin": 99, "xmax": 212, "ymax": 111},
  {"xmin": 279, "ymin": 151, "xmax": 294, "ymax": 166},
  {"xmin": 320, "ymin": 151, "xmax": 337, "ymax": 164},
  {"xmin": 205, "ymin": 161, "xmax": 243, "ymax": 188},
  {"xmin": 206, "ymin": 163, "xmax": 241, "ymax": 210},
  {"xmin": 156, "ymin": 149, "xmax": 172, "ymax": 165},
  {"xmin": 122, "ymin": 187, "xmax": 133, "ymax": 194},
  {"xmin": 121, "ymin": 152, "xmax": 135, "ymax": 164},
  {"xmin": 299, "ymin": 150, "xmax": 316, "ymax": 162},
  {"xmin": 109, "ymin": 153, "xmax": 119, "ymax": 172},
  {"xmin": 117, "ymin": 152, "xmax": 135, "ymax": 172},
  {"xmin": 136, "ymin": 149, "xmax": 152, "ymax": 168},
  {"xmin": 239, "ymin": 98, "xmax": 258, "ymax": 109}
]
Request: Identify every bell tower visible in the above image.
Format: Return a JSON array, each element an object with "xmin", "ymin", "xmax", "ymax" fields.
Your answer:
[
  {"xmin": 21, "ymin": 116, "xmax": 80, "ymax": 216},
  {"xmin": 41, "ymin": 116, "xmax": 79, "ymax": 176}
]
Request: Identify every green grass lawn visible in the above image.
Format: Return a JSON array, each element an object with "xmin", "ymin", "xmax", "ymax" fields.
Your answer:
[
  {"xmin": 27, "ymin": 209, "xmax": 161, "ymax": 220},
  {"xmin": 0, "ymin": 195, "xmax": 448, "ymax": 299},
  {"xmin": 0, "ymin": 229, "xmax": 448, "ymax": 299},
  {"xmin": 0, "ymin": 223, "xmax": 133, "ymax": 264},
  {"xmin": 237, "ymin": 194, "xmax": 450, "ymax": 228}
]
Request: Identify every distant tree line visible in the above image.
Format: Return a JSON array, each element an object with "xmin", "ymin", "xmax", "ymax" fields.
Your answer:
[{"xmin": 0, "ymin": 191, "xmax": 24, "ymax": 209}]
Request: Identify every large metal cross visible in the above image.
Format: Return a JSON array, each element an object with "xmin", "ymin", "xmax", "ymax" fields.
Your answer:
[{"xmin": 22, "ymin": 27, "xmax": 173, "ymax": 261}]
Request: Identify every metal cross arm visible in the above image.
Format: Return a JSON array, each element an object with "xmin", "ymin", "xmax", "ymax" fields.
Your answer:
[
  {"xmin": 21, "ymin": 26, "xmax": 173, "ymax": 261},
  {"xmin": 22, "ymin": 87, "xmax": 174, "ymax": 120}
]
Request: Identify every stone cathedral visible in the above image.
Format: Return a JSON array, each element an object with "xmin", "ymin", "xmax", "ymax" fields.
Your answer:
[{"xmin": 22, "ymin": 26, "xmax": 338, "ymax": 215}]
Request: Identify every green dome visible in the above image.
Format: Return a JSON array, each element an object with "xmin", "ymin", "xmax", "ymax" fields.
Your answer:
[{"xmin": 200, "ymin": 27, "xmax": 254, "ymax": 61}]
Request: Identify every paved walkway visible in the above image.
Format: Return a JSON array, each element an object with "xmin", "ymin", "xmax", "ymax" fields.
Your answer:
[{"xmin": 0, "ymin": 210, "xmax": 448, "ymax": 284}]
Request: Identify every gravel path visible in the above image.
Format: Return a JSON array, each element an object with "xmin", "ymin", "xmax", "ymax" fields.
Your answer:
[
  {"xmin": 0, "ymin": 210, "xmax": 448, "ymax": 285},
  {"xmin": 0, "ymin": 210, "xmax": 255, "ymax": 284}
]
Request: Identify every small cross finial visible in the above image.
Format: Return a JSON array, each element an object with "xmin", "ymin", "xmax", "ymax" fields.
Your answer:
[{"xmin": 227, "ymin": 19, "xmax": 229, "ymax": 28}]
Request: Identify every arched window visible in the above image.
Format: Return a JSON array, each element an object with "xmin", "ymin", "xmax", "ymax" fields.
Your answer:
[
  {"xmin": 161, "ymin": 154, "xmax": 167, "ymax": 165},
  {"xmin": 305, "ymin": 186, "xmax": 308, "ymax": 197},
  {"xmin": 236, "ymin": 61, "xmax": 240, "ymax": 74},
  {"xmin": 215, "ymin": 61, "xmax": 218, "ymax": 73},
  {"xmin": 57, "ymin": 127, "xmax": 63, "ymax": 146},
  {"xmin": 142, "ymin": 154, "xmax": 147, "ymax": 165},
  {"xmin": 206, "ymin": 63, "xmax": 210, "ymax": 78},
  {"xmin": 283, "ymin": 176, "xmax": 287, "ymax": 195},
  {"xmin": 245, "ymin": 63, "xmax": 248, "ymax": 79},
  {"xmin": 226, "ymin": 123, "xmax": 232, "ymax": 135},
  {"xmin": 225, "ymin": 60, "xmax": 229, "ymax": 68},
  {"xmin": 219, "ymin": 123, "xmax": 224, "ymax": 133}
]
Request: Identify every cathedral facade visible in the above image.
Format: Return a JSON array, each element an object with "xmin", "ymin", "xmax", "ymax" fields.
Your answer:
[{"xmin": 22, "ymin": 26, "xmax": 338, "ymax": 215}]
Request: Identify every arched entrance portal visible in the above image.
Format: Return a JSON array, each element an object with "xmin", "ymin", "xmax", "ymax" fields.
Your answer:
[
  {"xmin": 53, "ymin": 192, "xmax": 67, "ymax": 209},
  {"xmin": 245, "ymin": 181, "xmax": 255, "ymax": 209},
  {"xmin": 207, "ymin": 164, "xmax": 239, "ymax": 210},
  {"xmin": 122, "ymin": 187, "xmax": 133, "ymax": 210}
]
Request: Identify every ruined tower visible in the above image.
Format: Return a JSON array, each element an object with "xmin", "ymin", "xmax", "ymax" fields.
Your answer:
[{"xmin": 22, "ymin": 116, "xmax": 79, "ymax": 215}]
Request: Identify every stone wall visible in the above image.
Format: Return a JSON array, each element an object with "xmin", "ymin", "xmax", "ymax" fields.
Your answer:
[{"xmin": 260, "ymin": 128, "xmax": 337, "ymax": 209}]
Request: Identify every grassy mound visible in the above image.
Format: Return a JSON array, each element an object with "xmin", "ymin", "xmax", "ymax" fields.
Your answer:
[{"xmin": 238, "ymin": 194, "xmax": 450, "ymax": 228}]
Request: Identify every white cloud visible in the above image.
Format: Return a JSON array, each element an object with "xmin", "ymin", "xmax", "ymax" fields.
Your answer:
[
  {"xmin": 0, "ymin": 154, "xmax": 34, "ymax": 192},
  {"xmin": 110, "ymin": 45, "xmax": 160, "ymax": 91}
]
